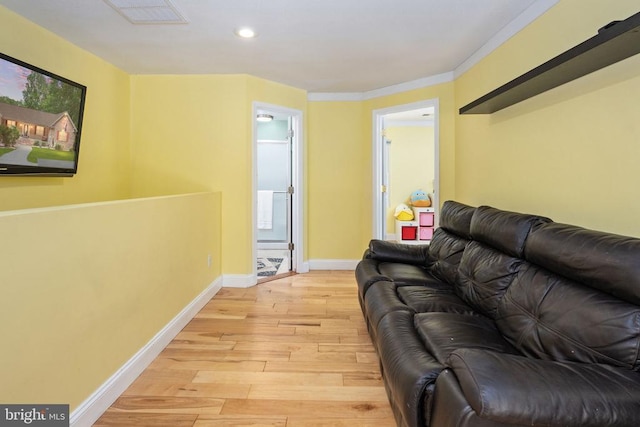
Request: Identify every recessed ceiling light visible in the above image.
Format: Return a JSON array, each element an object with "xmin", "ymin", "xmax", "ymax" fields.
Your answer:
[{"xmin": 235, "ymin": 27, "xmax": 257, "ymax": 38}]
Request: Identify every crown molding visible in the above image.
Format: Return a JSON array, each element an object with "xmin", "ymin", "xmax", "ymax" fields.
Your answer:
[
  {"xmin": 307, "ymin": 73, "xmax": 453, "ymax": 102},
  {"xmin": 307, "ymin": 92, "xmax": 365, "ymax": 102},
  {"xmin": 363, "ymin": 72, "xmax": 454, "ymax": 100},
  {"xmin": 307, "ymin": 0, "xmax": 559, "ymax": 102},
  {"xmin": 454, "ymin": 0, "xmax": 559, "ymax": 78}
]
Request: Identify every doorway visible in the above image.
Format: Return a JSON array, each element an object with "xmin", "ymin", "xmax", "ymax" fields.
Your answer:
[
  {"xmin": 372, "ymin": 99, "xmax": 440, "ymax": 240},
  {"xmin": 253, "ymin": 103, "xmax": 304, "ymax": 282}
]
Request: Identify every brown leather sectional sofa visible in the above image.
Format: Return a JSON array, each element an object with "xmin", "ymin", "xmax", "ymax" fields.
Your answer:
[{"xmin": 355, "ymin": 200, "xmax": 640, "ymax": 427}]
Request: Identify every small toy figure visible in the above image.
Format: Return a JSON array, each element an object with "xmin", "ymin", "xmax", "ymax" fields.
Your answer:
[
  {"xmin": 394, "ymin": 203, "xmax": 414, "ymax": 221},
  {"xmin": 409, "ymin": 189, "xmax": 432, "ymax": 207}
]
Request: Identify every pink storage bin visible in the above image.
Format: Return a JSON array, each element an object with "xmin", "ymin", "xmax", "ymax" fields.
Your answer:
[
  {"xmin": 419, "ymin": 227, "xmax": 434, "ymax": 240},
  {"xmin": 419, "ymin": 212, "xmax": 434, "ymax": 227}
]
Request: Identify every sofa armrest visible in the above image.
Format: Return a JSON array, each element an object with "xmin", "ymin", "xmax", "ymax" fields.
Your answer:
[
  {"xmin": 366, "ymin": 239, "xmax": 432, "ymax": 266},
  {"xmin": 378, "ymin": 310, "xmax": 444, "ymax": 427},
  {"xmin": 446, "ymin": 349, "xmax": 640, "ymax": 427},
  {"xmin": 355, "ymin": 259, "xmax": 391, "ymax": 302}
]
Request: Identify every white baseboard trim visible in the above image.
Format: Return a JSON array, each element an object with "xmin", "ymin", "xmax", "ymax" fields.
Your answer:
[
  {"xmin": 308, "ymin": 259, "xmax": 359, "ymax": 270},
  {"xmin": 222, "ymin": 274, "xmax": 257, "ymax": 288},
  {"xmin": 296, "ymin": 261, "xmax": 310, "ymax": 274},
  {"xmin": 70, "ymin": 276, "xmax": 223, "ymax": 427}
]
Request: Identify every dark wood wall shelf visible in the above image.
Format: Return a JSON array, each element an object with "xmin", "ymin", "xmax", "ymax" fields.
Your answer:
[{"xmin": 459, "ymin": 11, "xmax": 640, "ymax": 115}]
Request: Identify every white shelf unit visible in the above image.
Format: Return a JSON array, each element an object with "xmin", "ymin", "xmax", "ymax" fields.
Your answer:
[{"xmin": 395, "ymin": 207, "xmax": 435, "ymax": 244}]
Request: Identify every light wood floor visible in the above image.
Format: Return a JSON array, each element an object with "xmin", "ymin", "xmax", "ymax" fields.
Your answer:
[{"xmin": 94, "ymin": 271, "xmax": 396, "ymax": 427}]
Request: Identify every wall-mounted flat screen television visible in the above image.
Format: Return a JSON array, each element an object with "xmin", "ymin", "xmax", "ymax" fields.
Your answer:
[{"xmin": 0, "ymin": 52, "xmax": 87, "ymax": 176}]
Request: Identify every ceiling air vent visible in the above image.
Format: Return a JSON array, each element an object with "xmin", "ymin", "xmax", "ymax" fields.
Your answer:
[{"xmin": 103, "ymin": 0, "xmax": 188, "ymax": 25}]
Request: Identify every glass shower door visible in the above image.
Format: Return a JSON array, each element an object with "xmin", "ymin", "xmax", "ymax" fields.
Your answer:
[{"xmin": 256, "ymin": 116, "xmax": 292, "ymax": 277}]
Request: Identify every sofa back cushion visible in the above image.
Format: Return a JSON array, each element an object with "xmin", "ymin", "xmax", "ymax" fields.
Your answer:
[
  {"xmin": 456, "ymin": 241, "xmax": 524, "ymax": 319},
  {"xmin": 429, "ymin": 228, "xmax": 469, "ymax": 285},
  {"xmin": 524, "ymin": 222, "xmax": 640, "ymax": 306},
  {"xmin": 470, "ymin": 206, "xmax": 551, "ymax": 258},
  {"xmin": 454, "ymin": 206, "xmax": 551, "ymax": 317},
  {"xmin": 438, "ymin": 200, "xmax": 475, "ymax": 239},
  {"xmin": 428, "ymin": 201, "xmax": 476, "ymax": 285},
  {"xmin": 497, "ymin": 221, "xmax": 640, "ymax": 370},
  {"xmin": 496, "ymin": 263, "xmax": 640, "ymax": 370}
]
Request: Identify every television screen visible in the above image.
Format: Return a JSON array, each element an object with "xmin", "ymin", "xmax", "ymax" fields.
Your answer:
[{"xmin": 0, "ymin": 52, "xmax": 87, "ymax": 176}]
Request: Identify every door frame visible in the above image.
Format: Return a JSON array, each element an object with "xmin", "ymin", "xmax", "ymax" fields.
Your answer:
[
  {"xmin": 372, "ymin": 98, "xmax": 440, "ymax": 240},
  {"xmin": 252, "ymin": 102, "xmax": 307, "ymax": 282}
]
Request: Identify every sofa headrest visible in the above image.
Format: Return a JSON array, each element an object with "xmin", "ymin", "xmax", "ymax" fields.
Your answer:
[
  {"xmin": 470, "ymin": 206, "xmax": 552, "ymax": 258},
  {"xmin": 439, "ymin": 200, "xmax": 476, "ymax": 239},
  {"xmin": 525, "ymin": 222, "xmax": 640, "ymax": 306}
]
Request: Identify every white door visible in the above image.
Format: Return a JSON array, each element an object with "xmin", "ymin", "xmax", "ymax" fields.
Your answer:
[
  {"xmin": 256, "ymin": 114, "xmax": 292, "ymax": 274},
  {"xmin": 253, "ymin": 103, "xmax": 306, "ymax": 281},
  {"xmin": 373, "ymin": 99, "xmax": 440, "ymax": 240},
  {"xmin": 381, "ymin": 125, "xmax": 391, "ymax": 239}
]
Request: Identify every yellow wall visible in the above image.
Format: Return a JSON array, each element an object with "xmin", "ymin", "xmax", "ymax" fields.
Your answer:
[
  {"xmin": 0, "ymin": 7, "xmax": 226, "ymax": 412},
  {"xmin": 365, "ymin": 83, "xmax": 456, "ymax": 207},
  {"xmin": 10, "ymin": 0, "xmax": 640, "ymax": 412},
  {"xmin": 307, "ymin": 101, "xmax": 366, "ymax": 259},
  {"xmin": 386, "ymin": 126, "xmax": 435, "ymax": 233},
  {"xmin": 130, "ymin": 75, "xmax": 246, "ymax": 197},
  {"xmin": 130, "ymin": 74, "xmax": 306, "ymax": 274},
  {"xmin": 0, "ymin": 6, "xmax": 131, "ymax": 211},
  {"xmin": 0, "ymin": 192, "xmax": 221, "ymax": 409},
  {"xmin": 307, "ymin": 83, "xmax": 455, "ymax": 259},
  {"xmin": 455, "ymin": 0, "xmax": 640, "ymax": 236},
  {"xmin": 0, "ymin": 3, "xmax": 456, "ymax": 269}
]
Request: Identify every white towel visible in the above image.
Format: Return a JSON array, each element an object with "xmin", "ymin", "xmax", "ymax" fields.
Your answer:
[{"xmin": 257, "ymin": 190, "xmax": 274, "ymax": 229}]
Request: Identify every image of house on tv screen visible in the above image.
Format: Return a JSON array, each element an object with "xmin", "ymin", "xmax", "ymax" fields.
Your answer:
[{"xmin": 0, "ymin": 57, "xmax": 84, "ymax": 169}]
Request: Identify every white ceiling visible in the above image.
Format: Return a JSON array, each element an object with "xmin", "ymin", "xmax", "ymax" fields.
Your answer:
[{"xmin": 0, "ymin": 0, "xmax": 556, "ymax": 93}]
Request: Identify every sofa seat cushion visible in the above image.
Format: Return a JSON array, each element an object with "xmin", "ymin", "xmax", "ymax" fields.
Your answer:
[
  {"xmin": 397, "ymin": 286, "xmax": 474, "ymax": 315},
  {"xmin": 446, "ymin": 348, "xmax": 640, "ymax": 427},
  {"xmin": 364, "ymin": 283, "xmax": 465, "ymax": 342},
  {"xmin": 414, "ymin": 313, "xmax": 519, "ymax": 364},
  {"xmin": 355, "ymin": 258, "xmax": 447, "ymax": 309}
]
